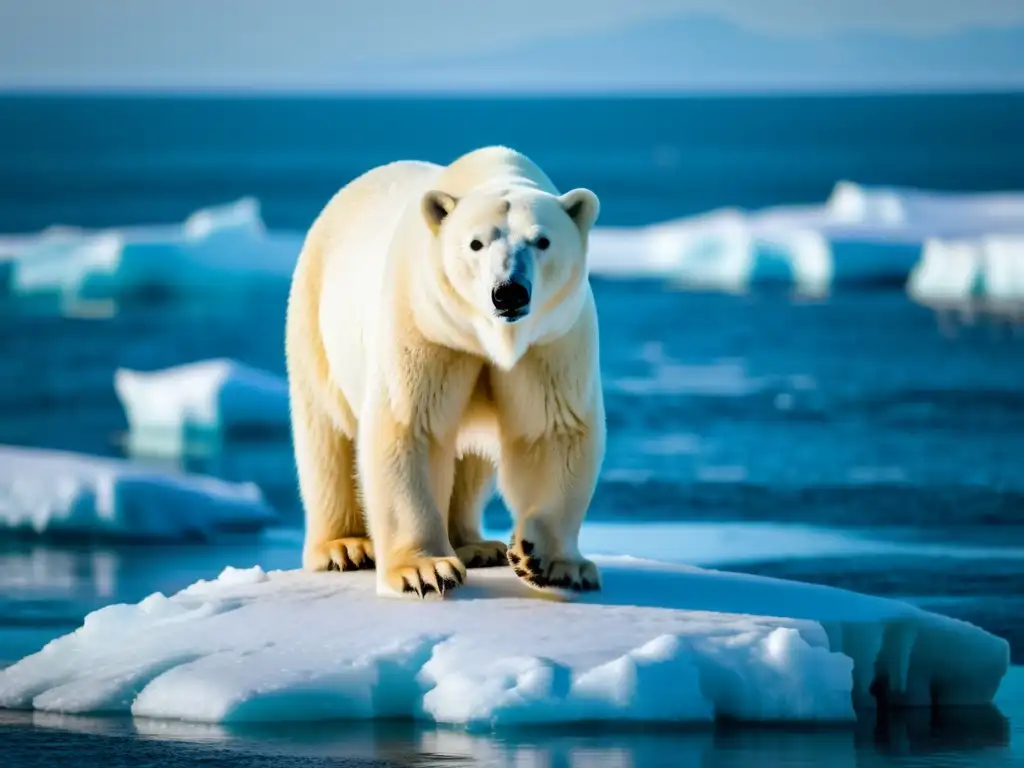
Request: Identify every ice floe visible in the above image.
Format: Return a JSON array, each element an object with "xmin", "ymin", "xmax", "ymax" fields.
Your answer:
[
  {"xmin": 2, "ymin": 198, "xmax": 300, "ymax": 304},
  {"xmin": 589, "ymin": 182, "xmax": 1024, "ymax": 299},
  {"xmin": 0, "ymin": 557, "xmax": 1007, "ymax": 728},
  {"xmin": 114, "ymin": 359, "xmax": 289, "ymax": 458},
  {"xmin": 0, "ymin": 445, "xmax": 278, "ymax": 541}
]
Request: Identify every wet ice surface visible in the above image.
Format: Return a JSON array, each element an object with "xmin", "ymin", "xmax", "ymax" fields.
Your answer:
[{"xmin": 0, "ymin": 673, "xmax": 1021, "ymax": 768}]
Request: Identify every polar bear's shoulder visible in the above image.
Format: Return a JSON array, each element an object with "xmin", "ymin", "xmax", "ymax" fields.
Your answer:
[{"xmin": 304, "ymin": 159, "xmax": 442, "ymax": 266}]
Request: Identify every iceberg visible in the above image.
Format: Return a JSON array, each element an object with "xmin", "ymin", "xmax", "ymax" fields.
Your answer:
[
  {"xmin": 0, "ymin": 445, "xmax": 278, "ymax": 541},
  {"xmin": 4, "ymin": 183, "xmax": 1022, "ymax": 305},
  {"xmin": 908, "ymin": 235, "xmax": 1024, "ymax": 310},
  {"xmin": 5, "ymin": 198, "xmax": 301, "ymax": 304},
  {"xmin": 590, "ymin": 210, "xmax": 834, "ymax": 296},
  {"xmin": 113, "ymin": 360, "xmax": 297, "ymax": 506},
  {"xmin": 0, "ymin": 557, "xmax": 1007, "ymax": 728},
  {"xmin": 825, "ymin": 182, "xmax": 1024, "ymax": 234},
  {"xmin": 588, "ymin": 182, "xmax": 1024, "ymax": 297},
  {"xmin": 114, "ymin": 359, "xmax": 290, "ymax": 458}
]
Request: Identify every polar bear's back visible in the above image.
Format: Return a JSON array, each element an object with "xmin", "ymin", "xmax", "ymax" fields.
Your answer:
[
  {"xmin": 435, "ymin": 146, "xmax": 559, "ymax": 197},
  {"xmin": 318, "ymin": 158, "xmax": 443, "ymax": 283}
]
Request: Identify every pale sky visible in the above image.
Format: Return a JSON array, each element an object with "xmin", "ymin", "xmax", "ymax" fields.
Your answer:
[{"xmin": 2, "ymin": 0, "xmax": 1023, "ymax": 92}]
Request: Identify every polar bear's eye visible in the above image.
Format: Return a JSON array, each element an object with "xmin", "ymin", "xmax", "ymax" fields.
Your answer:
[
  {"xmin": 536, "ymin": 236, "xmax": 551, "ymax": 251},
  {"xmin": 469, "ymin": 239, "xmax": 484, "ymax": 252}
]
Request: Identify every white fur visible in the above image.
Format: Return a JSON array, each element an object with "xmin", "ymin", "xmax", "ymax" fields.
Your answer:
[{"xmin": 285, "ymin": 146, "xmax": 605, "ymax": 598}]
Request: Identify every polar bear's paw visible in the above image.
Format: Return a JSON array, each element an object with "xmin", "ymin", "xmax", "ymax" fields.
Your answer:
[
  {"xmin": 385, "ymin": 555, "xmax": 466, "ymax": 598},
  {"xmin": 304, "ymin": 537, "xmax": 376, "ymax": 572},
  {"xmin": 507, "ymin": 537, "xmax": 601, "ymax": 593},
  {"xmin": 455, "ymin": 540, "xmax": 508, "ymax": 569}
]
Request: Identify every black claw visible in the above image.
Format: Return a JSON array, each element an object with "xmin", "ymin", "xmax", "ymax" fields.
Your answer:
[
  {"xmin": 422, "ymin": 579, "xmax": 438, "ymax": 595},
  {"xmin": 513, "ymin": 566, "xmax": 528, "ymax": 578},
  {"xmin": 581, "ymin": 579, "xmax": 598, "ymax": 591},
  {"xmin": 401, "ymin": 577, "xmax": 416, "ymax": 594},
  {"xmin": 440, "ymin": 576, "xmax": 461, "ymax": 592},
  {"xmin": 468, "ymin": 555, "xmax": 483, "ymax": 568},
  {"xmin": 507, "ymin": 550, "xmax": 521, "ymax": 565},
  {"xmin": 523, "ymin": 556, "xmax": 541, "ymax": 573},
  {"xmin": 327, "ymin": 560, "xmax": 339, "ymax": 572},
  {"xmin": 520, "ymin": 540, "xmax": 535, "ymax": 555}
]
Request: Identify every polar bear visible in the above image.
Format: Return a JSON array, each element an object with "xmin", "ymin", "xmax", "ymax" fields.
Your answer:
[{"xmin": 285, "ymin": 146, "xmax": 605, "ymax": 598}]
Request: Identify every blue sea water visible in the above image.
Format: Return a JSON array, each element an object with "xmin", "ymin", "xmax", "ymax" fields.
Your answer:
[
  {"xmin": 1, "ymin": 93, "xmax": 1024, "ymax": 766},
  {"xmin": 3, "ymin": 92, "xmax": 1024, "ymax": 233}
]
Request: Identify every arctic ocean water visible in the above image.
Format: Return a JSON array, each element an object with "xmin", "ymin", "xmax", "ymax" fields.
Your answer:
[{"xmin": 1, "ymin": 94, "xmax": 1023, "ymax": 766}]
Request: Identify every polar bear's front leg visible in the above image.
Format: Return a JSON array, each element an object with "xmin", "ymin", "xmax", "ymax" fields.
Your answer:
[
  {"xmin": 357, "ymin": 385, "xmax": 473, "ymax": 599},
  {"xmin": 498, "ymin": 409, "xmax": 605, "ymax": 593}
]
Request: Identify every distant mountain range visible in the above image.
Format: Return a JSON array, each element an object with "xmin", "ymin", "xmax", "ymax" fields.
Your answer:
[
  {"xmin": 1, "ymin": 5, "xmax": 1022, "ymax": 94},
  {"xmin": 370, "ymin": 15, "xmax": 1024, "ymax": 94}
]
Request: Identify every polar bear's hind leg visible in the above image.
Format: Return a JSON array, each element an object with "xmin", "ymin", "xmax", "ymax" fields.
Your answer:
[{"xmin": 448, "ymin": 453, "xmax": 507, "ymax": 568}]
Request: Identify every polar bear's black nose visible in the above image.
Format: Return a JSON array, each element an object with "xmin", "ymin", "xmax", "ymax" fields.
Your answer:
[{"xmin": 491, "ymin": 280, "xmax": 531, "ymax": 314}]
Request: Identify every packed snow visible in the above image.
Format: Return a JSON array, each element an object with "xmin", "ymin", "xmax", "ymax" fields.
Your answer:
[
  {"xmin": 0, "ymin": 557, "xmax": 1007, "ymax": 728},
  {"xmin": 2, "ymin": 183, "xmax": 1022, "ymax": 307},
  {"xmin": 115, "ymin": 359, "xmax": 289, "ymax": 458},
  {"xmin": 0, "ymin": 445, "xmax": 278, "ymax": 541}
]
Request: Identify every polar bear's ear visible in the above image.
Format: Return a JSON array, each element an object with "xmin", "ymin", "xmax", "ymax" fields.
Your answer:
[
  {"xmin": 558, "ymin": 188, "xmax": 600, "ymax": 233},
  {"xmin": 422, "ymin": 190, "xmax": 459, "ymax": 235}
]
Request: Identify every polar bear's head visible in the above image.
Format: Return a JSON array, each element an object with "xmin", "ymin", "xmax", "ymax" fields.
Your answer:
[{"xmin": 420, "ymin": 185, "xmax": 599, "ymax": 361}]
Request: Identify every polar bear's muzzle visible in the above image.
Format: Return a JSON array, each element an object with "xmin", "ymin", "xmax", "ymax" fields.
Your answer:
[{"xmin": 491, "ymin": 277, "xmax": 532, "ymax": 322}]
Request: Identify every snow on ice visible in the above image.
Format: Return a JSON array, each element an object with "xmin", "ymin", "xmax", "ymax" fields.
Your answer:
[{"xmin": 0, "ymin": 556, "xmax": 1008, "ymax": 729}]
